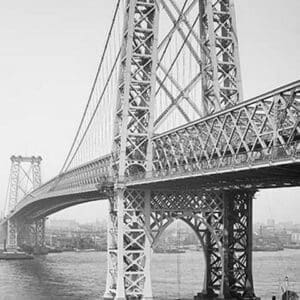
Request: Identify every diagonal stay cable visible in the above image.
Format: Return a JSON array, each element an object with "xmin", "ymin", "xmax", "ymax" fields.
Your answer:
[
  {"xmin": 158, "ymin": 0, "xmax": 189, "ymax": 67},
  {"xmin": 64, "ymin": 48, "xmax": 122, "ymax": 172},
  {"xmin": 60, "ymin": 0, "xmax": 122, "ymax": 173},
  {"xmin": 156, "ymin": 14, "xmax": 199, "ymax": 96}
]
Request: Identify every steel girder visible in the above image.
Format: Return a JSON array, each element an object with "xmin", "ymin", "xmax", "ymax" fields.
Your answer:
[
  {"xmin": 104, "ymin": 188, "xmax": 257, "ymax": 299},
  {"xmin": 149, "ymin": 189, "xmax": 257, "ymax": 298},
  {"xmin": 48, "ymin": 154, "xmax": 112, "ymax": 194},
  {"xmin": 6, "ymin": 219, "xmax": 18, "ymax": 251},
  {"xmin": 3, "ymin": 154, "xmax": 112, "ymax": 220},
  {"xmin": 150, "ymin": 190, "xmax": 224, "ymax": 295},
  {"xmin": 149, "ymin": 81, "xmax": 300, "ymax": 181}
]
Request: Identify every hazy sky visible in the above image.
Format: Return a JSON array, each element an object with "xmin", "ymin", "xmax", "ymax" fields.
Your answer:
[{"xmin": 0, "ymin": 0, "xmax": 299, "ymax": 224}]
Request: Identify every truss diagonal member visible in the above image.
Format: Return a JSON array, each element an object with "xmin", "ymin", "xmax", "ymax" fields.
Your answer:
[
  {"xmin": 19, "ymin": 165, "xmax": 34, "ymax": 185},
  {"xmin": 158, "ymin": 0, "xmax": 199, "ymax": 52},
  {"xmin": 158, "ymin": 63, "xmax": 202, "ymax": 114},
  {"xmin": 159, "ymin": 0, "xmax": 202, "ymax": 65},
  {"xmin": 156, "ymin": 76, "xmax": 191, "ymax": 124},
  {"xmin": 168, "ymin": 0, "xmax": 204, "ymax": 50},
  {"xmin": 155, "ymin": 71, "xmax": 202, "ymax": 129}
]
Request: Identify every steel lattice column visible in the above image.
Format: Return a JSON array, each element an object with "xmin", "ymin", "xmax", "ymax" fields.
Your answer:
[
  {"xmin": 108, "ymin": 0, "xmax": 159, "ymax": 299},
  {"xmin": 6, "ymin": 219, "xmax": 18, "ymax": 251},
  {"xmin": 203, "ymin": 213, "xmax": 222, "ymax": 297},
  {"xmin": 17, "ymin": 221, "xmax": 33, "ymax": 247},
  {"xmin": 112, "ymin": 0, "xmax": 159, "ymax": 178},
  {"xmin": 104, "ymin": 188, "xmax": 152, "ymax": 299},
  {"xmin": 5, "ymin": 156, "xmax": 21, "ymax": 250},
  {"xmin": 33, "ymin": 218, "xmax": 46, "ymax": 254},
  {"xmin": 104, "ymin": 196, "xmax": 118, "ymax": 299},
  {"xmin": 199, "ymin": 0, "xmax": 242, "ymax": 114},
  {"xmin": 222, "ymin": 190, "xmax": 258, "ymax": 299},
  {"xmin": 31, "ymin": 157, "xmax": 46, "ymax": 254},
  {"xmin": 32, "ymin": 156, "xmax": 42, "ymax": 189}
]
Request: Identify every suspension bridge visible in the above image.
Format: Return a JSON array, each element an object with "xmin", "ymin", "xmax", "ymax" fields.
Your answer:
[{"xmin": 0, "ymin": 0, "xmax": 299, "ymax": 299}]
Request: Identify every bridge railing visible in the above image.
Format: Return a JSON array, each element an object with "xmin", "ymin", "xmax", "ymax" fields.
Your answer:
[
  {"xmin": 9, "ymin": 81, "xmax": 300, "ymax": 207},
  {"xmin": 50, "ymin": 154, "xmax": 112, "ymax": 194},
  {"xmin": 151, "ymin": 80, "xmax": 300, "ymax": 179},
  {"xmin": 21, "ymin": 154, "xmax": 112, "ymax": 203},
  {"xmin": 126, "ymin": 80, "xmax": 300, "ymax": 183}
]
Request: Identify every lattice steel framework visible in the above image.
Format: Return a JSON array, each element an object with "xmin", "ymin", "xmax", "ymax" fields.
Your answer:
[
  {"xmin": 106, "ymin": 0, "xmax": 159, "ymax": 299},
  {"xmin": 199, "ymin": 0, "xmax": 242, "ymax": 114},
  {"xmin": 150, "ymin": 190, "xmax": 225, "ymax": 295},
  {"xmin": 105, "ymin": 189, "xmax": 152, "ymax": 299},
  {"xmin": 104, "ymin": 188, "xmax": 257, "ymax": 298},
  {"xmin": 106, "ymin": 0, "xmax": 257, "ymax": 299},
  {"xmin": 5, "ymin": 156, "xmax": 44, "ymax": 251},
  {"xmin": 6, "ymin": 156, "xmax": 21, "ymax": 250},
  {"xmin": 222, "ymin": 190, "xmax": 255, "ymax": 298},
  {"xmin": 112, "ymin": 0, "xmax": 159, "ymax": 178},
  {"xmin": 150, "ymin": 82, "xmax": 300, "ymax": 180},
  {"xmin": 152, "ymin": 189, "xmax": 256, "ymax": 297},
  {"xmin": 0, "ymin": 0, "xmax": 297, "ymax": 297}
]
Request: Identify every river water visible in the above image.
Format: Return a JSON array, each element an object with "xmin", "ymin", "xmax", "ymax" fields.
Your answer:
[{"xmin": 0, "ymin": 250, "xmax": 299, "ymax": 300}]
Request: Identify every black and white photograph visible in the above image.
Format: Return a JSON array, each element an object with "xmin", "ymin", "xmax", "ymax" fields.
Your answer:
[{"xmin": 0, "ymin": 0, "xmax": 299, "ymax": 299}]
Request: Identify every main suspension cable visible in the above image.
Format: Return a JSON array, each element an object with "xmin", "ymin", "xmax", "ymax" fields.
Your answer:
[
  {"xmin": 64, "ymin": 48, "xmax": 122, "ymax": 172},
  {"xmin": 60, "ymin": 0, "xmax": 122, "ymax": 173}
]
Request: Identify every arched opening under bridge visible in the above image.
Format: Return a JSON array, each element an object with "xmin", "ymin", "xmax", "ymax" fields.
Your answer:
[{"xmin": 151, "ymin": 218, "xmax": 214, "ymax": 300}]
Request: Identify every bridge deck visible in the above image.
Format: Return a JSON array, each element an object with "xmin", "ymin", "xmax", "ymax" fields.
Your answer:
[
  {"xmin": 129, "ymin": 80, "xmax": 300, "ymax": 188},
  {"xmin": 1, "ymin": 81, "xmax": 299, "ymax": 222}
]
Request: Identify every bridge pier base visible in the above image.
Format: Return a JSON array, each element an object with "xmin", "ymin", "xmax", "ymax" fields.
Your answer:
[
  {"xmin": 104, "ymin": 188, "xmax": 260, "ymax": 299},
  {"xmin": 103, "ymin": 198, "xmax": 116, "ymax": 300},
  {"xmin": 33, "ymin": 218, "xmax": 47, "ymax": 255},
  {"xmin": 6, "ymin": 218, "xmax": 18, "ymax": 251},
  {"xmin": 104, "ymin": 189, "xmax": 153, "ymax": 300},
  {"xmin": 219, "ymin": 190, "xmax": 258, "ymax": 300},
  {"xmin": 17, "ymin": 218, "xmax": 47, "ymax": 255},
  {"xmin": 0, "ymin": 223, "xmax": 6, "ymax": 250}
]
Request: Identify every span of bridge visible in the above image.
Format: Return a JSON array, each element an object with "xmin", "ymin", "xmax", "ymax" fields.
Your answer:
[
  {"xmin": 1, "ymin": 1, "xmax": 299, "ymax": 299},
  {"xmin": 3, "ymin": 80, "xmax": 299, "ymax": 222}
]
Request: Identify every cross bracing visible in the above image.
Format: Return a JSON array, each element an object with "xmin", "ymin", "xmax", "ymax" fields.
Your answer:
[
  {"xmin": 61, "ymin": 0, "xmax": 243, "ymax": 174},
  {"xmin": 1, "ymin": 1, "xmax": 299, "ymax": 299},
  {"xmin": 3, "ymin": 80, "xmax": 299, "ymax": 220}
]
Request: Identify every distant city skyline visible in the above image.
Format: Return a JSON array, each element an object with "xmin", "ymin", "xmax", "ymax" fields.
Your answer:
[{"xmin": 49, "ymin": 214, "xmax": 300, "ymax": 227}]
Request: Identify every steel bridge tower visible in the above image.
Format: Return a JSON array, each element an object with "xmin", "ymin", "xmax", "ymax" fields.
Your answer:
[
  {"xmin": 104, "ymin": 0, "xmax": 258, "ymax": 299},
  {"xmin": 4, "ymin": 155, "xmax": 46, "ymax": 254}
]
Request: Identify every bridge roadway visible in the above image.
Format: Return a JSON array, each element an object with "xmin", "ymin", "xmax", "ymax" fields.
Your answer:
[{"xmin": 1, "ymin": 80, "xmax": 299, "ymax": 223}]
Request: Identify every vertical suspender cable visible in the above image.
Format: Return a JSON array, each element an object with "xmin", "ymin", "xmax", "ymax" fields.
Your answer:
[{"xmin": 60, "ymin": 0, "xmax": 122, "ymax": 173}]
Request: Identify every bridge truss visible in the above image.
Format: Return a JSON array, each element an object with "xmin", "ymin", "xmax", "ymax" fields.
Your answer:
[
  {"xmin": 3, "ymin": 156, "xmax": 46, "ymax": 253},
  {"xmin": 1, "ymin": 0, "xmax": 299, "ymax": 299},
  {"xmin": 106, "ymin": 0, "xmax": 257, "ymax": 299}
]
